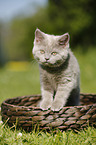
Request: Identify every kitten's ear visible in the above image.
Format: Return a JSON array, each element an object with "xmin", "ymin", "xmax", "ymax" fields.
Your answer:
[
  {"xmin": 35, "ymin": 28, "xmax": 44, "ymax": 42},
  {"xmin": 59, "ymin": 33, "xmax": 70, "ymax": 45}
]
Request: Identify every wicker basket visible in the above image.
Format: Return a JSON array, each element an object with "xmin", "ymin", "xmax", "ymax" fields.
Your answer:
[{"xmin": 1, "ymin": 93, "xmax": 96, "ymax": 131}]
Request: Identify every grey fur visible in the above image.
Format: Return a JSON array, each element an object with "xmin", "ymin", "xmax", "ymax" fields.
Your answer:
[{"xmin": 32, "ymin": 28, "xmax": 80, "ymax": 111}]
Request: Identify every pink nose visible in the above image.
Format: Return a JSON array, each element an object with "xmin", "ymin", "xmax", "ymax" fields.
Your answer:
[{"xmin": 45, "ymin": 58, "xmax": 49, "ymax": 61}]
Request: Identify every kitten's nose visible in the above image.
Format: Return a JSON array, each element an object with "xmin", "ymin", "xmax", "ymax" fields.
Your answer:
[{"xmin": 45, "ymin": 58, "xmax": 49, "ymax": 61}]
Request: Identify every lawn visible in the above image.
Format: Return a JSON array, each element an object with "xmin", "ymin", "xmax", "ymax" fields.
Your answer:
[
  {"xmin": 74, "ymin": 47, "xmax": 96, "ymax": 93},
  {"xmin": 0, "ymin": 124, "xmax": 96, "ymax": 145},
  {"xmin": 0, "ymin": 48, "xmax": 96, "ymax": 144},
  {"xmin": 0, "ymin": 62, "xmax": 41, "ymax": 104}
]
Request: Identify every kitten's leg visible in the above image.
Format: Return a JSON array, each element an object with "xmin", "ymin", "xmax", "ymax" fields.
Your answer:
[
  {"xmin": 51, "ymin": 82, "xmax": 75, "ymax": 111},
  {"xmin": 40, "ymin": 87, "xmax": 53, "ymax": 110}
]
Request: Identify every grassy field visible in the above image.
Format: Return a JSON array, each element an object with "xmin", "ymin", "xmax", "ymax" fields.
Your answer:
[
  {"xmin": 0, "ymin": 124, "xmax": 96, "ymax": 145},
  {"xmin": 0, "ymin": 48, "xmax": 96, "ymax": 144},
  {"xmin": 74, "ymin": 48, "xmax": 96, "ymax": 93},
  {"xmin": 0, "ymin": 62, "xmax": 41, "ymax": 104}
]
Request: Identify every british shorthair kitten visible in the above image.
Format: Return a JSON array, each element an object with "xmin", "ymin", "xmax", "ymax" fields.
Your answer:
[{"xmin": 33, "ymin": 28, "xmax": 80, "ymax": 111}]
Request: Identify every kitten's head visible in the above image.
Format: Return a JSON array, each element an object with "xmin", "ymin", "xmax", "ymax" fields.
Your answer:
[{"xmin": 33, "ymin": 28, "xmax": 70, "ymax": 67}]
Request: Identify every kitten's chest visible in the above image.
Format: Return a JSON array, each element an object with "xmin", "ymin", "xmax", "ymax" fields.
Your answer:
[
  {"xmin": 40, "ymin": 66, "xmax": 64, "ymax": 90},
  {"xmin": 45, "ymin": 71, "xmax": 61, "ymax": 90}
]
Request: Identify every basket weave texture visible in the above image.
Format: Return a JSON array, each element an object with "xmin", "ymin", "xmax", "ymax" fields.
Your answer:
[{"xmin": 1, "ymin": 93, "xmax": 96, "ymax": 131}]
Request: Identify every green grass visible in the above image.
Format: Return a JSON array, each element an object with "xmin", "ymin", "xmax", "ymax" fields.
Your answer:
[
  {"xmin": 0, "ymin": 62, "xmax": 41, "ymax": 104},
  {"xmin": 74, "ymin": 47, "xmax": 96, "ymax": 93},
  {"xmin": 0, "ymin": 48, "xmax": 96, "ymax": 144},
  {"xmin": 0, "ymin": 123, "xmax": 96, "ymax": 145}
]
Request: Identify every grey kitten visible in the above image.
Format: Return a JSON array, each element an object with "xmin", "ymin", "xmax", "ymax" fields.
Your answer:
[{"xmin": 32, "ymin": 28, "xmax": 80, "ymax": 111}]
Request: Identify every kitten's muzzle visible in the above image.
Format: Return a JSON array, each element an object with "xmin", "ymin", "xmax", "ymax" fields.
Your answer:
[{"xmin": 45, "ymin": 57, "xmax": 50, "ymax": 61}]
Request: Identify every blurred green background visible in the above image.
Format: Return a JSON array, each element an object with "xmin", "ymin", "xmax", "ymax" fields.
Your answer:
[{"xmin": 0, "ymin": 0, "xmax": 96, "ymax": 104}]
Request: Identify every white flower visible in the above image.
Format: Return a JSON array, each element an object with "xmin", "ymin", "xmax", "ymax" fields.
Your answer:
[
  {"xmin": 0, "ymin": 121, "xmax": 3, "ymax": 124},
  {"xmin": 17, "ymin": 132, "xmax": 22, "ymax": 137}
]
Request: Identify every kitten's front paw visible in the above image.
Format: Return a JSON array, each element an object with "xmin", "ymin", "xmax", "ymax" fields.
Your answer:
[
  {"xmin": 40, "ymin": 100, "xmax": 51, "ymax": 110},
  {"xmin": 51, "ymin": 100, "xmax": 64, "ymax": 111}
]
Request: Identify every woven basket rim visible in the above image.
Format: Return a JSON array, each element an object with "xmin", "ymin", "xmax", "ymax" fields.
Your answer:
[
  {"xmin": 1, "ymin": 93, "xmax": 96, "ymax": 131},
  {"xmin": 1, "ymin": 94, "xmax": 42, "ymax": 110},
  {"xmin": 1, "ymin": 93, "xmax": 96, "ymax": 111}
]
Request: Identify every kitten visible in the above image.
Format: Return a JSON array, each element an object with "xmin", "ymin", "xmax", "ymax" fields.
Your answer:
[{"xmin": 32, "ymin": 28, "xmax": 80, "ymax": 111}]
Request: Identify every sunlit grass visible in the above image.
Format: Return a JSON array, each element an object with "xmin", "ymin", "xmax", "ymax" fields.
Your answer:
[
  {"xmin": 0, "ymin": 62, "xmax": 40, "ymax": 104},
  {"xmin": 74, "ymin": 47, "xmax": 96, "ymax": 93},
  {"xmin": 5, "ymin": 61, "xmax": 30, "ymax": 71},
  {"xmin": 0, "ymin": 122, "xmax": 96, "ymax": 145}
]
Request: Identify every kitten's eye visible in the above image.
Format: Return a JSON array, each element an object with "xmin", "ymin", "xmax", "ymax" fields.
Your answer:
[
  {"xmin": 40, "ymin": 50, "xmax": 45, "ymax": 54},
  {"xmin": 51, "ymin": 52, "xmax": 57, "ymax": 56}
]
